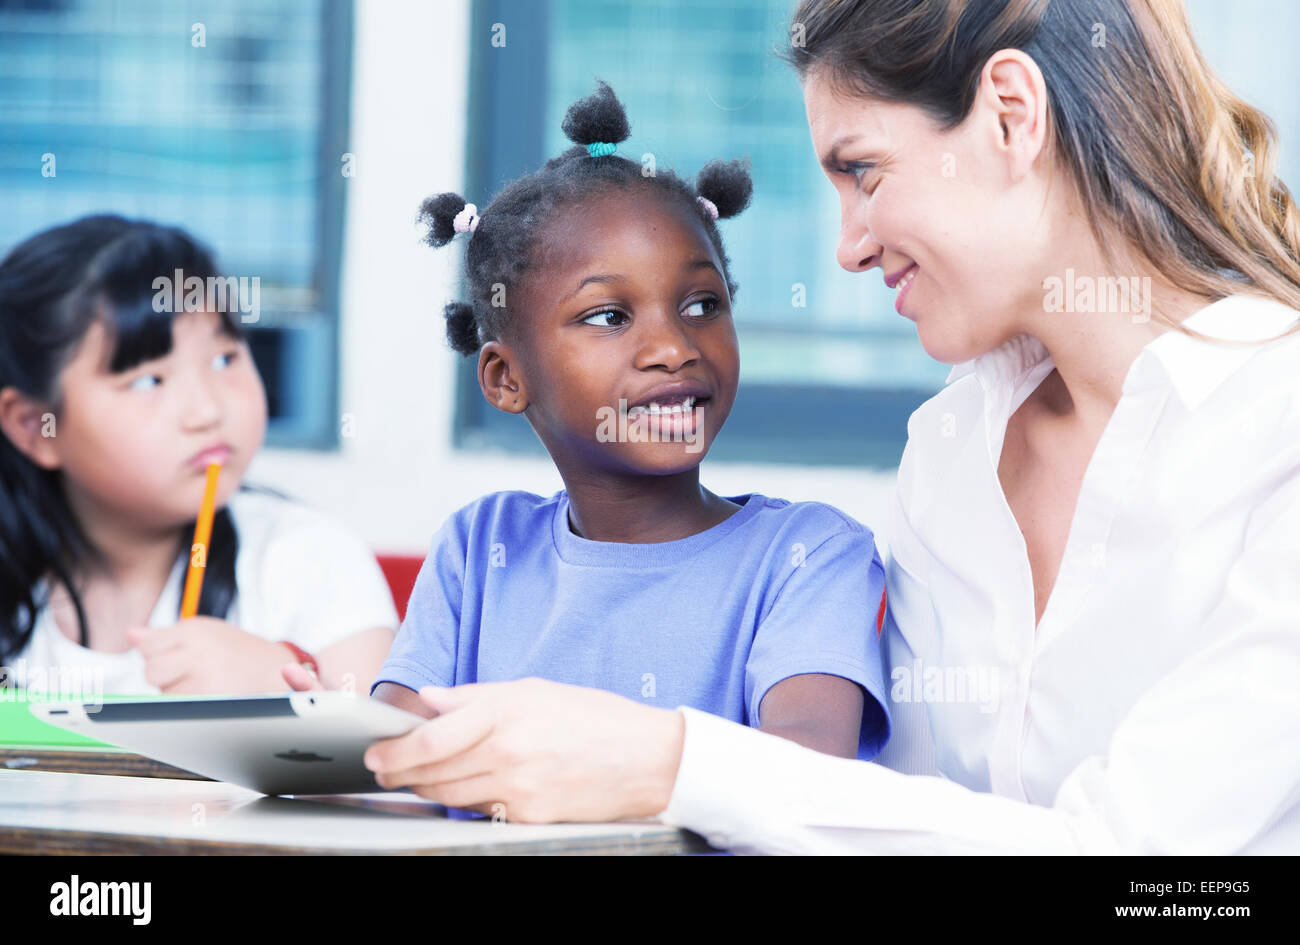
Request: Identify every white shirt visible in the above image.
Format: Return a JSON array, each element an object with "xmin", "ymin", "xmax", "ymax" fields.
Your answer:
[
  {"xmin": 12, "ymin": 492, "xmax": 399, "ymax": 695},
  {"xmin": 662, "ymin": 293, "xmax": 1300, "ymax": 854}
]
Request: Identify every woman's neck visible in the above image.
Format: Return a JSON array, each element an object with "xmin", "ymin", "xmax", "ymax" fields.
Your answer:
[
  {"xmin": 1017, "ymin": 233, "xmax": 1219, "ymax": 430},
  {"xmin": 557, "ymin": 467, "xmax": 739, "ymax": 543},
  {"xmin": 1034, "ymin": 283, "xmax": 1214, "ymax": 430}
]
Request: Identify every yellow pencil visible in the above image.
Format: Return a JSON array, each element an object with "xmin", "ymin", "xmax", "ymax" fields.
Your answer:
[{"xmin": 180, "ymin": 461, "xmax": 222, "ymax": 619}]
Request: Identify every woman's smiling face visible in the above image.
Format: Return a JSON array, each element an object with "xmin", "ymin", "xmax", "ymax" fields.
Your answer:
[
  {"xmin": 486, "ymin": 185, "xmax": 740, "ymax": 478},
  {"xmin": 803, "ymin": 66, "xmax": 1056, "ymax": 365}
]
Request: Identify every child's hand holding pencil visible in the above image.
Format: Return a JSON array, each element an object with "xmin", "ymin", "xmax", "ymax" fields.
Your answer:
[{"xmin": 125, "ymin": 460, "xmax": 307, "ymax": 693}]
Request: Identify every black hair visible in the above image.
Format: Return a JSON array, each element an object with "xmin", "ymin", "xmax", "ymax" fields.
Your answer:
[
  {"xmin": 0, "ymin": 215, "xmax": 243, "ymax": 662},
  {"xmin": 417, "ymin": 80, "xmax": 754, "ymax": 356}
]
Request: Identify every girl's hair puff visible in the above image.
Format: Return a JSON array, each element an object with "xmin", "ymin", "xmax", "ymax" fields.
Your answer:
[{"xmin": 417, "ymin": 80, "xmax": 754, "ymax": 357}]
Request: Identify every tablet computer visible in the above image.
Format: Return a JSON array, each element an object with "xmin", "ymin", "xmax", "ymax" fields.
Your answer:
[{"xmin": 29, "ymin": 693, "xmax": 425, "ymax": 796}]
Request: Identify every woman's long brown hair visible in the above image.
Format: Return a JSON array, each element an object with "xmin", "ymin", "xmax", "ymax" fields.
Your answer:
[{"xmin": 784, "ymin": 0, "xmax": 1300, "ymax": 343}]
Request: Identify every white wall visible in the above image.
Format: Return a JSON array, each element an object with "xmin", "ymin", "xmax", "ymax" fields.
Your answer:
[{"xmin": 247, "ymin": 0, "xmax": 899, "ymax": 556}]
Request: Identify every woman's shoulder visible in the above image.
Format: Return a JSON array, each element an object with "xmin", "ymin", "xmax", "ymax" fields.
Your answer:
[
  {"xmin": 1223, "ymin": 295, "xmax": 1300, "ymax": 394},
  {"xmin": 1164, "ymin": 294, "xmax": 1300, "ymax": 436}
]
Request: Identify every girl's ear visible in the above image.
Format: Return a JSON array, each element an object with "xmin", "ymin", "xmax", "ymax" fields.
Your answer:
[
  {"xmin": 0, "ymin": 387, "xmax": 61, "ymax": 469},
  {"xmin": 477, "ymin": 341, "xmax": 529, "ymax": 415}
]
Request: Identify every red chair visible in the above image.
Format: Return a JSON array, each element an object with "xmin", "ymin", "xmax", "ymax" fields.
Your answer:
[{"xmin": 375, "ymin": 554, "xmax": 424, "ymax": 620}]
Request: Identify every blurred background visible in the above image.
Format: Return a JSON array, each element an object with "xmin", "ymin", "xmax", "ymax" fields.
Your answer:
[{"xmin": 1, "ymin": 0, "xmax": 1297, "ymax": 555}]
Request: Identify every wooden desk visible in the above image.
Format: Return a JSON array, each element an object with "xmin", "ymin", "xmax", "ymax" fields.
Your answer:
[
  {"xmin": 0, "ymin": 747, "xmax": 206, "ymax": 781},
  {"xmin": 0, "ymin": 769, "xmax": 711, "ymax": 855}
]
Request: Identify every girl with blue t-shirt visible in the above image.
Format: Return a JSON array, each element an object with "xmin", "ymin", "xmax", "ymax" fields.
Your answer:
[{"xmin": 370, "ymin": 83, "xmax": 890, "ymax": 760}]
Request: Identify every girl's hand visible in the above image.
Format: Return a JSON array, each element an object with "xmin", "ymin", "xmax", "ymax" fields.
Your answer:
[
  {"xmin": 364, "ymin": 678, "xmax": 686, "ymax": 824},
  {"xmin": 126, "ymin": 618, "xmax": 297, "ymax": 694},
  {"xmin": 281, "ymin": 662, "xmax": 327, "ymax": 692}
]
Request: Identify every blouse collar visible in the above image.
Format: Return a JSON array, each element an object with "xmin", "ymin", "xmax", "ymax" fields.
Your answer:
[{"xmin": 942, "ymin": 293, "xmax": 1300, "ymax": 409}]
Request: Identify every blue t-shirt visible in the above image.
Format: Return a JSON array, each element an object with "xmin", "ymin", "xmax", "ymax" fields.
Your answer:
[{"xmin": 375, "ymin": 490, "xmax": 890, "ymax": 758}]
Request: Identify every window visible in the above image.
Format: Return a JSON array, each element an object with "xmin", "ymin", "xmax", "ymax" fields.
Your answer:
[{"xmin": 0, "ymin": 0, "xmax": 352, "ymax": 448}]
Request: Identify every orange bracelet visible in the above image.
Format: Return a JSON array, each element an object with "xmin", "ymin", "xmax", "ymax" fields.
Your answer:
[{"xmin": 280, "ymin": 641, "xmax": 320, "ymax": 677}]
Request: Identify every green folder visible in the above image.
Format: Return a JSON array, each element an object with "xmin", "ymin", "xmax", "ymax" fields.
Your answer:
[{"xmin": 0, "ymin": 693, "xmax": 175, "ymax": 750}]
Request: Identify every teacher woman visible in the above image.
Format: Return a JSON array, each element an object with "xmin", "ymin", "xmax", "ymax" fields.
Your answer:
[{"xmin": 298, "ymin": 0, "xmax": 1300, "ymax": 853}]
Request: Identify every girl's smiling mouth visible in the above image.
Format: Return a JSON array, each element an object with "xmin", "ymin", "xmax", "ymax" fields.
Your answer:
[
  {"xmin": 626, "ymin": 394, "xmax": 702, "ymax": 418},
  {"xmin": 625, "ymin": 397, "xmax": 705, "ymax": 441},
  {"xmin": 623, "ymin": 380, "xmax": 712, "ymax": 418},
  {"xmin": 617, "ymin": 385, "xmax": 712, "ymax": 443}
]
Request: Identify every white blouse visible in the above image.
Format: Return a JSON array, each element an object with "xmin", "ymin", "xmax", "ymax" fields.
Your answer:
[{"xmin": 661, "ymin": 293, "xmax": 1300, "ymax": 854}]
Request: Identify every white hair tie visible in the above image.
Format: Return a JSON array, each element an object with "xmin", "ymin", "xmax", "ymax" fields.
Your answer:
[
  {"xmin": 697, "ymin": 196, "xmax": 719, "ymax": 220},
  {"xmin": 453, "ymin": 203, "xmax": 481, "ymax": 234}
]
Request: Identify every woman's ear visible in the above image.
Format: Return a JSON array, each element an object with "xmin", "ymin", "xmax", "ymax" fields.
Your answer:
[
  {"xmin": 0, "ymin": 386, "xmax": 61, "ymax": 469},
  {"xmin": 977, "ymin": 48, "xmax": 1049, "ymax": 180},
  {"xmin": 477, "ymin": 341, "xmax": 529, "ymax": 414}
]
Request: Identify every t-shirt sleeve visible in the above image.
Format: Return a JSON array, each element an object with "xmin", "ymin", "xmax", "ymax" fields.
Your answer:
[
  {"xmin": 370, "ymin": 514, "xmax": 466, "ymax": 695},
  {"xmin": 253, "ymin": 504, "xmax": 399, "ymax": 654},
  {"xmin": 744, "ymin": 528, "xmax": 891, "ymax": 760}
]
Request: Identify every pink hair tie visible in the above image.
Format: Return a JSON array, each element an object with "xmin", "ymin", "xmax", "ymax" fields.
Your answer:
[
  {"xmin": 453, "ymin": 203, "xmax": 481, "ymax": 234},
  {"xmin": 697, "ymin": 196, "xmax": 719, "ymax": 220}
]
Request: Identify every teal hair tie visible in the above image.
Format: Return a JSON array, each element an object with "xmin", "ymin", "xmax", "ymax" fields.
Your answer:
[{"xmin": 586, "ymin": 141, "xmax": 616, "ymax": 157}]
